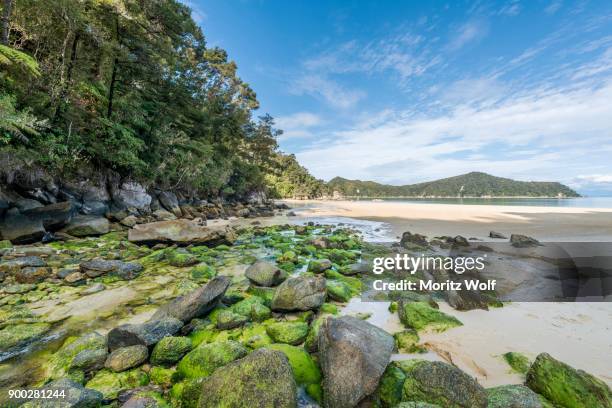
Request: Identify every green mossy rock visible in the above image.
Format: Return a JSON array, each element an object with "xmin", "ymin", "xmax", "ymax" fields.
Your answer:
[
  {"xmin": 250, "ymin": 302, "xmax": 272, "ymax": 321},
  {"xmin": 326, "ymin": 280, "xmax": 353, "ymax": 302},
  {"xmin": 503, "ymin": 351, "xmax": 531, "ymax": 374},
  {"xmin": 105, "ymin": 344, "xmax": 148, "ymax": 372},
  {"xmin": 308, "ymin": 259, "xmax": 332, "ymax": 273},
  {"xmin": 267, "ymin": 343, "xmax": 321, "ymax": 386},
  {"xmin": 216, "ymin": 310, "xmax": 248, "ymax": 330},
  {"xmin": 238, "ymin": 323, "xmax": 274, "ymax": 349},
  {"xmin": 487, "ymin": 384, "xmax": 546, "ymax": 408},
  {"xmin": 247, "ymin": 285, "xmax": 276, "ymax": 305},
  {"xmin": 231, "ymin": 296, "xmax": 266, "ymax": 317},
  {"xmin": 150, "ymin": 365, "xmax": 176, "ymax": 388},
  {"xmin": 151, "ymin": 336, "xmax": 193, "ymax": 366},
  {"xmin": 190, "ymin": 263, "xmax": 216, "ymax": 281},
  {"xmin": 198, "ymin": 348, "xmax": 297, "ymax": 408},
  {"xmin": 379, "ymin": 360, "xmax": 487, "ymax": 408},
  {"xmin": 394, "ymin": 329, "xmax": 424, "ymax": 353},
  {"xmin": 176, "ymin": 340, "xmax": 248, "ymax": 379},
  {"xmin": 398, "ymin": 301, "xmax": 462, "ymax": 332},
  {"xmin": 395, "ymin": 402, "xmax": 442, "ymax": 408},
  {"xmin": 0, "ymin": 239, "xmax": 12, "ymax": 249},
  {"xmin": 266, "ymin": 321, "xmax": 309, "ymax": 345},
  {"xmin": 320, "ymin": 303, "xmax": 339, "ymax": 315},
  {"xmin": 525, "ymin": 352, "xmax": 612, "ymax": 408},
  {"xmin": 170, "ymin": 378, "xmax": 203, "ymax": 408},
  {"xmin": 0, "ymin": 322, "xmax": 50, "ymax": 352},
  {"xmin": 86, "ymin": 368, "xmax": 149, "ymax": 400},
  {"xmin": 277, "ymin": 250, "xmax": 298, "ymax": 264},
  {"xmin": 166, "ymin": 250, "xmax": 199, "ymax": 267},
  {"xmin": 304, "ymin": 316, "xmax": 329, "ymax": 353}
]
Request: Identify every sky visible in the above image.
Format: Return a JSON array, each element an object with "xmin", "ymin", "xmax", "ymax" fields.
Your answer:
[{"xmin": 189, "ymin": 0, "xmax": 612, "ymax": 195}]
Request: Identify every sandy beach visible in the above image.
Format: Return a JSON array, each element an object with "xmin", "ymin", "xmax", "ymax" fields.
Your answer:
[
  {"xmin": 284, "ymin": 199, "xmax": 612, "ymax": 241},
  {"xmin": 283, "ymin": 199, "xmax": 612, "ymax": 387}
]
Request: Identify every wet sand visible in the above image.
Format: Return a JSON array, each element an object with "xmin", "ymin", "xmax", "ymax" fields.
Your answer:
[{"xmin": 284, "ymin": 199, "xmax": 612, "ymax": 241}]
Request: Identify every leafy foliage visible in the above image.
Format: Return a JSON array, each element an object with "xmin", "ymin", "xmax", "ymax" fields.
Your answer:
[{"xmin": 0, "ymin": 0, "xmax": 315, "ymax": 199}]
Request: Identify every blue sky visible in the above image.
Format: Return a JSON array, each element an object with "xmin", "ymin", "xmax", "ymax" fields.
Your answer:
[{"xmin": 188, "ymin": 0, "xmax": 612, "ymax": 195}]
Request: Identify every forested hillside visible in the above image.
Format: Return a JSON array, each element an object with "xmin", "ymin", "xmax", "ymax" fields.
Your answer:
[
  {"xmin": 0, "ymin": 0, "xmax": 323, "ymax": 199},
  {"xmin": 329, "ymin": 172, "xmax": 579, "ymax": 198}
]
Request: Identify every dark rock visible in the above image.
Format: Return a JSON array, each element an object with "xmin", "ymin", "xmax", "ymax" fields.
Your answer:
[
  {"xmin": 400, "ymin": 231, "xmax": 429, "ymax": 248},
  {"xmin": 198, "ymin": 348, "xmax": 297, "ymax": 408},
  {"xmin": 110, "ymin": 181, "xmax": 152, "ymax": 211},
  {"xmin": 121, "ymin": 395, "xmax": 161, "ymax": 408},
  {"xmin": 489, "ymin": 231, "xmax": 507, "ymax": 239},
  {"xmin": 70, "ymin": 348, "xmax": 108, "ymax": 373},
  {"xmin": 287, "ymin": 211, "xmax": 297, "ymax": 216},
  {"xmin": 151, "ymin": 276, "xmax": 231, "ymax": 323},
  {"xmin": 0, "ymin": 210, "xmax": 46, "ymax": 244},
  {"xmin": 107, "ymin": 317, "xmax": 183, "ymax": 351},
  {"xmin": 80, "ymin": 259, "xmax": 143, "ymax": 280},
  {"xmin": 128, "ymin": 219, "xmax": 235, "ymax": 246},
  {"xmin": 216, "ymin": 310, "xmax": 248, "ymax": 330},
  {"xmin": 15, "ymin": 266, "xmax": 51, "ymax": 284},
  {"xmin": 525, "ymin": 352, "xmax": 611, "ymax": 408},
  {"xmin": 452, "ymin": 235, "xmax": 470, "ymax": 247},
  {"xmin": 510, "ymin": 234, "xmax": 541, "ymax": 248},
  {"xmin": 105, "ymin": 345, "xmax": 149, "ymax": 372},
  {"xmin": 20, "ymin": 378, "xmax": 103, "ymax": 408},
  {"xmin": 271, "ymin": 275, "xmax": 327, "ymax": 312},
  {"xmin": 311, "ymin": 237, "xmax": 330, "ymax": 249},
  {"xmin": 0, "ymin": 256, "xmax": 46, "ymax": 270},
  {"xmin": 245, "ymin": 260, "xmax": 287, "ymax": 287},
  {"xmin": 14, "ymin": 197, "xmax": 43, "ymax": 212},
  {"xmin": 319, "ymin": 316, "xmax": 394, "ymax": 408},
  {"xmin": 157, "ymin": 191, "xmax": 182, "ymax": 217},
  {"xmin": 22, "ymin": 201, "xmax": 74, "ymax": 231},
  {"xmin": 307, "ymin": 259, "xmax": 333, "ymax": 273},
  {"xmin": 62, "ymin": 215, "xmax": 110, "ymax": 237}
]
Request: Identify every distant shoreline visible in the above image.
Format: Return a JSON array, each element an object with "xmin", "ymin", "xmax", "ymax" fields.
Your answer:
[{"xmin": 321, "ymin": 195, "xmax": 578, "ymax": 199}]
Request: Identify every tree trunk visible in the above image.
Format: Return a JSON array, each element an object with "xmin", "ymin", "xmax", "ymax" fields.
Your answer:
[
  {"xmin": 1, "ymin": 0, "xmax": 12, "ymax": 45},
  {"xmin": 54, "ymin": 32, "xmax": 80, "ymax": 121}
]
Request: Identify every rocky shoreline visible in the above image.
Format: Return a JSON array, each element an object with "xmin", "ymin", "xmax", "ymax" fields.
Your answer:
[{"xmin": 0, "ymin": 210, "xmax": 610, "ymax": 407}]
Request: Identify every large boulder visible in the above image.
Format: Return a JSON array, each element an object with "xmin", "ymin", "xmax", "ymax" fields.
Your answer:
[
  {"xmin": 150, "ymin": 336, "xmax": 192, "ymax": 366},
  {"xmin": 105, "ymin": 345, "xmax": 149, "ymax": 372},
  {"xmin": 22, "ymin": 201, "xmax": 74, "ymax": 231},
  {"xmin": 151, "ymin": 276, "xmax": 231, "ymax": 323},
  {"xmin": 525, "ymin": 353, "xmax": 612, "ymax": 408},
  {"xmin": 318, "ymin": 316, "xmax": 394, "ymax": 408},
  {"xmin": 20, "ymin": 378, "xmax": 103, "ymax": 408},
  {"xmin": 157, "ymin": 191, "xmax": 182, "ymax": 218},
  {"xmin": 400, "ymin": 231, "xmax": 429, "ymax": 248},
  {"xmin": 62, "ymin": 215, "xmax": 110, "ymax": 237},
  {"xmin": 510, "ymin": 234, "xmax": 541, "ymax": 248},
  {"xmin": 128, "ymin": 219, "xmax": 235, "ymax": 246},
  {"xmin": 15, "ymin": 266, "xmax": 51, "ymax": 283},
  {"xmin": 271, "ymin": 276, "xmax": 326, "ymax": 312},
  {"xmin": 107, "ymin": 317, "xmax": 183, "ymax": 351},
  {"xmin": 245, "ymin": 260, "xmax": 287, "ymax": 287},
  {"xmin": 377, "ymin": 360, "xmax": 487, "ymax": 408},
  {"xmin": 487, "ymin": 385, "xmax": 545, "ymax": 408},
  {"xmin": 198, "ymin": 348, "xmax": 297, "ymax": 408},
  {"xmin": 111, "ymin": 181, "xmax": 152, "ymax": 211},
  {"xmin": 0, "ymin": 209, "xmax": 45, "ymax": 244}
]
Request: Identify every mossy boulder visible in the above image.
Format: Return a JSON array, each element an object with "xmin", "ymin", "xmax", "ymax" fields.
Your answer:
[
  {"xmin": 105, "ymin": 344, "xmax": 148, "ymax": 372},
  {"xmin": 266, "ymin": 321, "xmax": 309, "ymax": 345},
  {"xmin": 245, "ymin": 260, "xmax": 287, "ymax": 287},
  {"xmin": 198, "ymin": 348, "xmax": 298, "ymax": 408},
  {"xmin": 525, "ymin": 352, "xmax": 612, "ymax": 408},
  {"xmin": 231, "ymin": 296, "xmax": 266, "ymax": 317},
  {"xmin": 326, "ymin": 279, "xmax": 353, "ymax": 302},
  {"xmin": 503, "ymin": 351, "xmax": 531, "ymax": 374},
  {"xmin": 85, "ymin": 368, "xmax": 149, "ymax": 400},
  {"xmin": 307, "ymin": 259, "xmax": 332, "ymax": 273},
  {"xmin": 150, "ymin": 336, "xmax": 192, "ymax": 366},
  {"xmin": 166, "ymin": 250, "xmax": 199, "ymax": 267},
  {"xmin": 190, "ymin": 263, "xmax": 216, "ymax": 281},
  {"xmin": 487, "ymin": 384, "xmax": 547, "ymax": 408},
  {"xmin": 0, "ymin": 322, "xmax": 51, "ymax": 352},
  {"xmin": 50, "ymin": 332, "xmax": 107, "ymax": 377},
  {"xmin": 150, "ymin": 365, "xmax": 176, "ymax": 388},
  {"xmin": 271, "ymin": 276, "xmax": 326, "ymax": 312},
  {"xmin": 378, "ymin": 360, "xmax": 487, "ymax": 408},
  {"xmin": 276, "ymin": 250, "xmax": 298, "ymax": 264},
  {"xmin": 0, "ymin": 239, "xmax": 13, "ymax": 249},
  {"xmin": 176, "ymin": 340, "xmax": 248, "ymax": 379},
  {"xmin": 267, "ymin": 344, "xmax": 321, "ymax": 385},
  {"xmin": 216, "ymin": 310, "xmax": 248, "ymax": 330},
  {"xmin": 394, "ymin": 329, "xmax": 423, "ymax": 353},
  {"xmin": 250, "ymin": 302, "xmax": 271, "ymax": 321},
  {"xmin": 398, "ymin": 301, "xmax": 462, "ymax": 332},
  {"xmin": 304, "ymin": 316, "xmax": 329, "ymax": 352}
]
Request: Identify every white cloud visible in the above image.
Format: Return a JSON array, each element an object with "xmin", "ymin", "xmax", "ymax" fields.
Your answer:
[
  {"xmin": 544, "ymin": 0, "xmax": 563, "ymax": 15},
  {"xmin": 275, "ymin": 112, "xmax": 323, "ymax": 139},
  {"xmin": 574, "ymin": 174, "xmax": 612, "ymax": 183},
  {"xmin": 296, "ymin": 79, "xmax": 612, "ymax": 184},
  {"xmin": 498, "ymin": 1, "xmax": 522, "ymax": 17},
  {"xmin": 289, "ymin": 75, "xmax": 365, "ymax": 109},
  {"xmin": 448, "ymin": 20, "xmax": 489, "ymax": 51}
]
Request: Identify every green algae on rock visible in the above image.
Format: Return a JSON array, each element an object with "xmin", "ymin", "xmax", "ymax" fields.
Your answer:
[
  {"xmin": 176, "ymin": 340, "xmax": 248, "ymax": 379},
  {"xmin": 151, "ymin": 336, "xmax": 193, "ymax": 366},
  {"xmin": 398, "ymin": 301, "xmax": 462, "ymax": 332},
  {"xmin": 502, "ymin": 351, "xmax": 531, "ymax": 374},
  {"xmin": 394, "ymin": 329, "xmax": 424, "ymax": 354},
  {"xmin": 486, "ymin": 384, "xmax": 548, "ymax": 408},
  {"xmin": 0, "ymin": 322, "xmax": 51, "ymax": 352},
  {"xmin": 267, "ymin": 343, "xmax": 321, "ymax": 385},
  {"xmin": 105, "ymin": 344, "xmax": 148, "ymax": 372},
  {"xmin": 86, "ymin": 367, "xmax": 149, "ymax": 400},
  {"xmin": 325, "ymin": 279, "xmax": 353, "ymax": 302},
  {"xmin": 266, "ymin": 321, "xmax": 309, "ymax": 345},
  {"xmin": 525, "ymin": 352, "xmax": 612, "ymax": 408}
]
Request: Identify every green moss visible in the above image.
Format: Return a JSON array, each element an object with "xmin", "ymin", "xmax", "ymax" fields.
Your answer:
[
  {"xmin": 176, "ymin": 340, "xmax": 248, "ymax": 379},
  {"xmin": 398, "ymin": 302, "xmax": 462, "ymax": 332},
  {"xmin": 276, "ymin": 250, "xmax": 298, "ymax": 264},
  {"xmin": 389, "ymin": 302, "xmax": 399, "ymax": 313},
  {"xmin": 0, "ymin": 239, "xmax": 12, "ymax": 249},
  {"xmin": 306, "ymin": 383, "xmax": 323, "ymax": 404},
  {"xmin": 170, "ymin": 378, "xmax": 203, "ymax": 408},
  {"xmin": 394, "ymin": 329, "xmax": 424, "ymax": 353},
  {"xmin": 326, "ymin": 280, "xmax": 353, "ymax": 302},
  {"xmin": 247, "ymin": 285, "xmax": 276, "ymax": 305},
  {"xmin": 266, "ymin": 321, "xmax": 309, "ymax": 345},
  {"xmin": 231, "ymin": 296, "xmax": 266, "ymax": 317},
  {"xmin": 151, "ymin": 336, "xmax": 193, "ymax": 366},
  {"xmin": 267, "ymin": 344, "xmax": 321, "ymax": 385},
  {"xmin": 165, "ymin": 250, "xmax": 199, "ymax": 267},
  {"xmin": 304, "ymin": 316, "xmax": 328, "ymax": 352},
  {"xmin": 375, "ymin": 363, "xmax": 406, "ymax": 407},
  {"xmin": 525, "ymin": 353, "xmax": 612, "ymax": 408},
  {"xmin": 502, "ymin": 351, "xmax": 531, "ymax": 374},
  {"xmin": 250, "ymin": 302, "xmax": 271, "ymax": 321},
  {"xmin": 0, "ymin": 322, "xmax": 50, "ymax": 351},
  {"xmin": 86, "ymin": 368, "xmax": 149, "ymax": 400},
  {"xmin": 150, "ymin": 366, "xmax": 176, "ymax": 388},
  {"xmin": 190, "ymin": 263, "xmax": 216, "ymax": 281}
]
